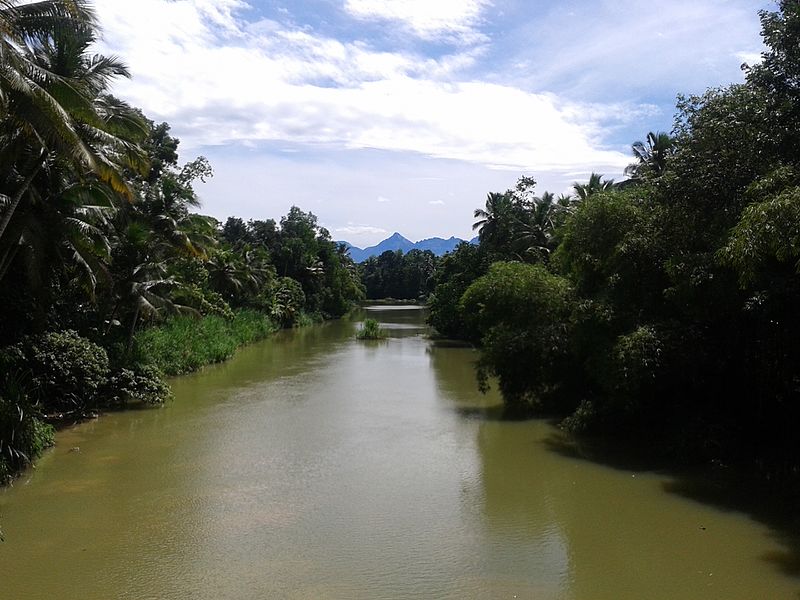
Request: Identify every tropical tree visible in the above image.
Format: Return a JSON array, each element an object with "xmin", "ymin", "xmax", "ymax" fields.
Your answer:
[
  {"xmin": 206, "ymin": 245, "xmax": 271, "ymax": 306},
  {"xmin": 105, "ymin": 220, "xmax": 192, "ymax": 354},
  {"xmin": 472, "ymin": 191, "xmax": 511, "ymax": 243},
  {"xmin": 514, "ymin": 191, "xmax": 559, "ymax": 261},
  {"xmin": 572, "ymin": 172, "xmax": 615, "ymax": 200},
  {"xmin": 624, "ymin": 131, "xmax": 674, "ymax": 179},
  {"xmin": 0, "ymin": 1, "xmax": 146, "ymax": 244},
  {"xmin": 136, "ymin": 156, "xmax": 215, "ymax": 258}
]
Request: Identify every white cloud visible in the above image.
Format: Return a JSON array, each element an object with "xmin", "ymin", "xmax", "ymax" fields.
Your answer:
[
  {"xmin": 735, "ymin": 51, "xmax": 763, "ymax": 66},
  {"xmin": 377, "ymin": 196, "xmax": 391, "ymax": 203},
  {"xmin": 429, "ymin": 200, "xmax": 446, "ymax": 205},
  {"xmin": 93, "ymin": 0, "xmax": 630, "ymax": 175},
  {"xmin": 334, "ymin": 224, "xmax": 388, "ymax": 236},
  {"xmin": 501, "ymin": 0, "xmax": 766, "ymax": 98},
  {"xmin": 86, "ymin": 0, "xmax": 770, "ymax": 244},
  {"xmin": 343, "ymin": 0, "xmax": 490, "ymax": 44}
]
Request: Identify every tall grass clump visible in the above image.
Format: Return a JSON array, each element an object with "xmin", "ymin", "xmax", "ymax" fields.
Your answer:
[
  {"xmin": 135, "ymin": 310, "xmax": 278, "ymax": 376},
  {"xmin": 0, "ymin": 374, "xmax": 55, "ymax": 485},
  {"xmin": 293, "ymin": 311, "xmax": 323, "ymax": 328},
  {"xmin": 356, "ymin": 318, "xmax": 386, "ymax": 340}
]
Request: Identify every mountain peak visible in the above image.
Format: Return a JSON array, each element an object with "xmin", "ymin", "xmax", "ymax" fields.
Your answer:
[{"xmin": 337, "ymin": 232, "xmax": 470, "ymax": 262}]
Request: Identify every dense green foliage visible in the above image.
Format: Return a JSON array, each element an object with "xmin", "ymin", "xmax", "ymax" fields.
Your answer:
[
  {"xmin": 360, "ymin": 249, "xmax": 438, "ymax": 300},
  {"xmin": 430, "ymin": 2, "xmax": 800, "ymax": 464},
  {"xmin": 0, "ymin": 1, "xmax": 364, "ymax": 481},
  {"xmin": 427, "ymin": 242, "xmax": 489, "ymax": 338},
  {"xmin": 0, "ymin": 330, "xmax": 109, "ymax": 413},
  {"xmin": 134, "ymin": 310, "xmax": 278, "ymax": 376},
  {"xmin": 460, "ymin": 263, "xmax": 574, "ymax": 413},
  {"xmin": 0, "ymin": 374, "xmax": 55, "ymax": 484},
  {"xmin": 102, "ymin": 364, "xmax": 173, "ymax": 407}
]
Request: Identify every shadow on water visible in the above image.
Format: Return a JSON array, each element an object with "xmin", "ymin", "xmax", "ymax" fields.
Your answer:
[
  {"xmin": 425, "ymin": 338, "xmax": 544, "ymax": 423},
  {"xmin": 451, "ymin": 403, "xmax": 562, "ymax": 423},
  {"xmin": 426, "ymin": 338, "xmax": 474, "ymax": 349},
  {"xmin": 545, "ymin": 431, "xmax": 800, "ymax": 581},
  {"xmin": 452, "ymin": 403, "xmax": 515, "ymax": 422}
]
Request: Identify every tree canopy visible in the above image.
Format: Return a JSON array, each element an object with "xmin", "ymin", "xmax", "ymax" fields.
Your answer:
[{"xmin": 428, "ymin": 2, "xmax": 800, "ymax": 466}]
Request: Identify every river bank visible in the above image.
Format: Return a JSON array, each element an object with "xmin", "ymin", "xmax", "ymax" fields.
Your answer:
[{"xmin": 0, "ymin": 308, "xmax": 326, "ymax": 485}]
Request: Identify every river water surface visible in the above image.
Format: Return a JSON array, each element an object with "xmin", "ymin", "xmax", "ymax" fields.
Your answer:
[{"xmin": 1, "ymin": 306, "xmax": 798, "ymax": 599}]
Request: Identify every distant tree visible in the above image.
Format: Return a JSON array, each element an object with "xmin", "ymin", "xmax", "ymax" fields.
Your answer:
[
  {"xmin": 221, "ymin": 217, "xmax": 250, "ymax": 247},
  {"xmin": 427, "ymin": 242, "xmax": 488, "ymax": 338}
]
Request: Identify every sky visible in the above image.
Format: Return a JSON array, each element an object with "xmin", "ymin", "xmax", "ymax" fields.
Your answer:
[{"xmin": 93, "ymin": 0, "xmax": 772, "ymax": 246}]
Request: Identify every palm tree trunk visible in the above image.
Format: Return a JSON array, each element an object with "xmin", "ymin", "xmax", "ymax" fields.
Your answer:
[
  {"xmin": 104, "ymin": 300, "xmax": 120, "ymax": 335},
  {"xmin": 0, "ymin": 242, "xmax": 22, "ymax": 283},
  {"xmin": 0, "ymin": 162, "xmax": 44, "ymax": 242},
  {"xmin": 125, "ymin": 304, "xmax": 140, "ymax": 358}
]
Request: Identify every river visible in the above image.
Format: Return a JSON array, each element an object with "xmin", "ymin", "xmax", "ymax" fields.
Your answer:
[{"xmin": 1, "ymin": 305, "xmax": 798, "ymax": 599}]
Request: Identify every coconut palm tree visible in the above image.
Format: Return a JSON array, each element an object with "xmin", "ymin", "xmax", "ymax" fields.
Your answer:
[
  {"xmin": 206, "ymin": 247, "xmax": 268, "ymax": 304},
  {"xmin": 103, "ymin": 218, "xmax": 197, "ymax": 353},
  {"xmin": 0, "ymin": 1, "xmax": 146, "ymax": 243},
  {"xmin": 624, "ymin": 131, "xmax": 674, "ymax": 179},
  {"xmin": 513, "ymin": 191, "xmax": 571, "ymax": 262},
  {"xmin": 0, "ymin": 14, "xmax": 149, "ymax": 302},
  {"xmin": 0, "ymin": 161, "xmax": 117, "ymax": 297},
  {"xmin": 572, "ymin": 172, "xmax": 615, "ymax": 200},
  {"xmin": 0, "ymin": 1, "xmax": 96, "ymax": 148},
  {"xmin": 473, "ymin": 191, "xmax": 514, "ymax": 246},
  {"xmin": 138, "ymin": 176, "xmax": 216, "ymax": 259}
]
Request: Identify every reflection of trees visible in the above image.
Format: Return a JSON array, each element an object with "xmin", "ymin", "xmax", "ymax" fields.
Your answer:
[
  {"xmin": 473, "ymin": 420, "xmax": 572, "ymax": 588},
  {"xmin": 426, "ymin": 343, "xmax": 491, "ymax": 407},
  {"xmin": 360, "ymin": 306, "xmax": 428, "ymax": 339},
  {"xmin": 427, "ymin": 338, "xmax": 572, "ymax": 588},
  {"xmin": 476, "ymin": 421, "xmax": 562, "ymax": 537}
]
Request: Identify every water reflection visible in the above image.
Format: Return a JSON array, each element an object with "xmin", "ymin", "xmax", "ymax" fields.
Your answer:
[{"xmin": 354, "ymin": 305, "xmax": 428, "ymax": 339}]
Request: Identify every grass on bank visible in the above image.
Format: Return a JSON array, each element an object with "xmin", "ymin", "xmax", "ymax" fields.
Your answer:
[
  {"xmin": 356, "ymin": 318, "xmax": 387, "ymax": 340},
  {"xmin": 134, "ymin": 309, "xmax": 279, "ymax": 376},
  {"xmin": 1, "ymin": 308, "xmax": 315, "ymax": 485}
]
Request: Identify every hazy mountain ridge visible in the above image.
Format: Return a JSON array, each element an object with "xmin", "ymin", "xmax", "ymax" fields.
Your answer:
[{"xmin": 338, "ymin": 232, "xmax": 478, "ymax": 263}]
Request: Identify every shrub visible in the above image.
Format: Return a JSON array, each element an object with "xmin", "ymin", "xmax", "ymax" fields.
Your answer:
[
  {"xmin": 612, "ymin": 326, "xmax": 663, "ymax": 398},
  {"xmin": 293, "ymin": 311, "xmax": 322, "ymax": 328},
  {"xmin": 0, "ymin": 330, "xmax": 109, "ymax": 414},
  {"xmin": 0, "ymin": 375, "xmax": 55, "ymax": 484},
  {"xmin": 356, "ymin": 318, "xmax": 386, "ymax": 340},
  {"xmin": 561, "ymin": 399, "xmax": 599, "ymax": 433},
  {"xmin": 264, "ymin": 277, "xmax": 306, "ymax": 327},
  {"xmin": 460, "ymin": 262, "xmax": 575, "ymax": 412},
  {"xmin": 102, "ymin": 364, "xmax": 172, "ymax": 407}
]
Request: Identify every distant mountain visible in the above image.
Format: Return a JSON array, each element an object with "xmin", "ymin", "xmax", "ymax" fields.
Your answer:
[
  {"xmin": 338, "ymin": 232, "xmax": 476, "ymax": 263},
  {"xmin": 415, "ymin": 236, "xmax": 466, "ymax": 255}
]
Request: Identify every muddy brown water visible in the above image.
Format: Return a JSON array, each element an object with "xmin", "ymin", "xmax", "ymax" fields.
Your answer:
[{"xmin": 1, "ymin": 306, "xmax": 798, "ymax": 599}]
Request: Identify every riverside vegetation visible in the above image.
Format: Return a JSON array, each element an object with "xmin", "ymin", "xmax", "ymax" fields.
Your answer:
[
  {"xmin": 2, "ymin": 0, "xmax": 800, "ymax": 502},
  {"xmin": 423, "ymin": 2, "xmax": 800, "ymax": 478},
  {"xmin": 355, "ymin": 318, "xmax": 387, "ymax": 340},
  {"xmin": 0, "ymin": 1, "xmax": 364, "ymax": 483}
]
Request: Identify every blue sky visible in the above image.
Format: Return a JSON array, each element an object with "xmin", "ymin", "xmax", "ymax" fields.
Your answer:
[{"xmin": 94, "ymin": 0, "xmax": 772, "ymax": 245}]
